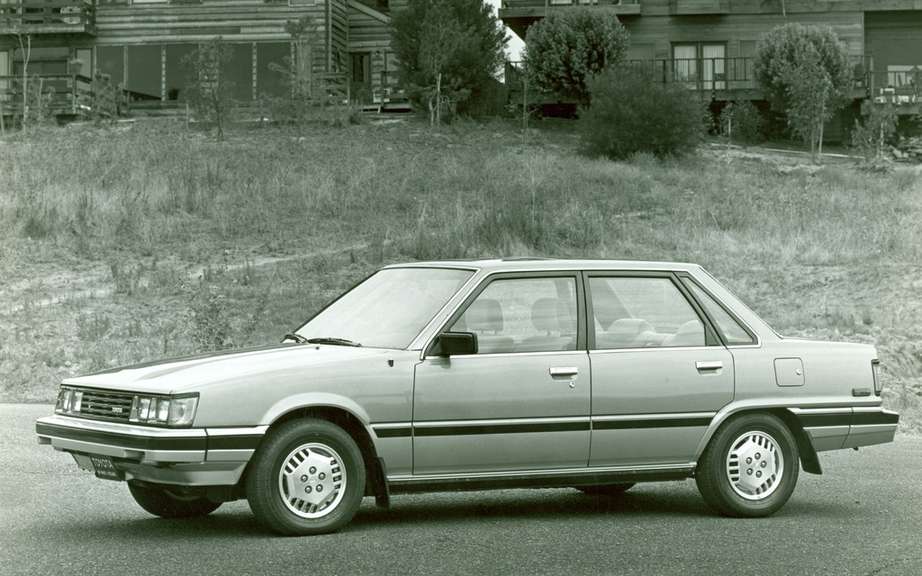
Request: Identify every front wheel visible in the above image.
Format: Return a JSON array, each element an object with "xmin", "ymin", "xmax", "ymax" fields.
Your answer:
[
  {"xmin": 128, "ymin": 482, "xmax": 221, "ymax": 518},
  {"xmin": 695, "ymin": 413, "xmax": 799, "ymax": 517},
  {"xmin": 245, "ymin": 418, "xmax": 366, "ymax": 536}
]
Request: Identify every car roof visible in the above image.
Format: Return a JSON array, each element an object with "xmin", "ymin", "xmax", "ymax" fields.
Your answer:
[{"xmin": 383, "ymin": 258, "xmax": 703, "ymax": 273}]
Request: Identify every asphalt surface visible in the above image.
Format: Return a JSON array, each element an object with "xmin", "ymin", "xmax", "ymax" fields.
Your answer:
[{"xmin": 2, "ymin": 404, "xmax": 921, "ymax": 576}]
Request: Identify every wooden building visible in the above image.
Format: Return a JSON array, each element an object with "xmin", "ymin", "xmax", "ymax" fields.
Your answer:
[
  {"xmin": 499, "ymin": 0, "xmax": 922, "ymax": 116},
  {"xmin": 0, "ymin": 0, "xmax": 406, "ymax": 114}
]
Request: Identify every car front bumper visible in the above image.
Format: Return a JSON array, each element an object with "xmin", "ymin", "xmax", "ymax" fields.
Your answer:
[{"xmin": 36, "ymin": 415, "xmax": 266, "ymax": 486}]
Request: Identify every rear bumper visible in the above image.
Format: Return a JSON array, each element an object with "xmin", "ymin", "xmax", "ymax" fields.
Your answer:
[
  {"xmin": 790, "ymin": 407, "xmax": 899, "ymax": 452},
  {"xmin": 36, "ymin": 415, "xmax": 266, "ymax": 486}
]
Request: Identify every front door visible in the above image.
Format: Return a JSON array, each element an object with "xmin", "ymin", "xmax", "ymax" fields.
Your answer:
[
  {"xmin": 350, "ymin": 52, "xmax": 371, "ymax": 104},
  {"xmin": 412, "ymin": 273, "xmax": 591, "ymax": 475},
  {"xmin": 585, "ymin": 272, "xmax": 734, "ymax": 467}
]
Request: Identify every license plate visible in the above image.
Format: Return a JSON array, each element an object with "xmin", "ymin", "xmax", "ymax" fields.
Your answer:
[{"xmin": 89, "ymin": 455, "xmax": 124, "ymax": 481}]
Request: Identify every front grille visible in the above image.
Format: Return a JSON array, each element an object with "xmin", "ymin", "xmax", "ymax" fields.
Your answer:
[{"xmin": 77, "ymin": 389, "xmax": 134, "ymax": 423}]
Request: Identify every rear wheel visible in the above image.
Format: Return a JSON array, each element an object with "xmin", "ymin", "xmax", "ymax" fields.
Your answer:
[
  {"xmin": 245, "ymin": 418, "xmax": 365, "ymax": 536},
  {"xmin": 695, "ymin": 413, "xmax": 799, "ymax": 517},
  {"xmin": 577, "ymin": 483, "xmax": 635, "ymax": 497},
  {"xmin": 128, "ymin": 482, "xmax": 221, "ymax": 518}
]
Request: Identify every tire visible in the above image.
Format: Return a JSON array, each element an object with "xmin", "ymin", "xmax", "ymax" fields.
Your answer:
[
  {"xmin": 577, "ymin": 483, "xmax": 635, "ymax": 497},
  {"xmin": 695, "ymin": 413, "xmax": 799, "ymax": 518},
  {"xmin": 128, "ymin": 482, "xmax": 221, "ymax": 518},
  {"xmin": 245, "ymin": 418, "xmax": 366, "ymax": 536}
]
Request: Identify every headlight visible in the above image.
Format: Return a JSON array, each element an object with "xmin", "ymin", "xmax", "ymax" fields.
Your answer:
[
  {"xmin": 872, "ymin": 360, "xmax": 882, "ymax": 395},
  {"xmin": 129, "ymin": 393, "xmax": 199, "ymax": 427},
  {"xmin": 54, "ymin": 387, "xmax": 83, "ymax": 415}
]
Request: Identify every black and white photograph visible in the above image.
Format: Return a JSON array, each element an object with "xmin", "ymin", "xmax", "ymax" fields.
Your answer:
[{"xmin": 1, "ymin": 0, "xmax": 921, "ymax": 574}]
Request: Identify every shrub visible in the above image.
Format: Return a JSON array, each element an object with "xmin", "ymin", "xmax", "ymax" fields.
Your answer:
[
  {"xmin": 852, "ymin": 100, "xmax": 898, "ymax": 162},
  {"xmin": 754, "ymin": 23, "xmax": 852, "ymax": 111},
  {"xmin": 579, "ymin": 66, "xmax": 707, "ymax": 160},
  {"xmin": 182, "ymin": 37, "xmax": 236, "ymax": 140},
  {"xmin": 391, "ymin": 0, "xmax": 506, "ymax": 121},
  {"xmin": 754, "ymin": 24, "xmax": 851, "ymax": 161},
  {"xmin": 719, "ymin": 101, "xmax": 763, "ymax": 145},
  {"xmin": 523, "ymin": 9, "xmax": 629, "ymax": 104}
]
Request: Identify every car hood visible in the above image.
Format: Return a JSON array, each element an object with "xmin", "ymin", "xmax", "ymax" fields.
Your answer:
[{"xmin": 63, "ymin": 343, "xmax": 397, "ymax": 395}]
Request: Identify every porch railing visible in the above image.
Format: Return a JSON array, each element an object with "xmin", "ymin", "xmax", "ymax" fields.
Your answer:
[
  {"xmin": 506, "ymin": 56, "xmax": 873, "ymax": 96},
  {"xmin": 0, "ymin": 0, "xmax": 95, "ymax": 33},
  {"xmin": 501, "ymin": 0, "xmax": 640, "ymax": 8},
  {"xmin": 0, "ymin": 73, "xmax": 95, "ymax": 116}
]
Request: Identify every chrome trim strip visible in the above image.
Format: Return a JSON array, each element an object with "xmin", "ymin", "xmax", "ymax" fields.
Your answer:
[
  {"xmin": 37, "ymin": 415, "xmax": 207, "ymax": 438},
  {"xmin": 849, "ymin": 423, "xmax": 898, "ymax": 429},
  {"xmin": 592, "ymin": 412, "xmax": 717, "ymax": 422},
  {"xmin": 387, "ymin": 462, "xmax": 696, "ymax": 484},
  {"xmin": 413, "ymin": 416, "xmax": 589, "ymax": 428},
  {"xmin": 371, "ymin": 422, "xmax": 413, "ymax": 429},
  {"xmin": 788, "ymin": 407, "xmax": 852, "ymax": 415},
  {"xmin": 205, "ymin": 426, "xmax": 269, "ymax": 436}
]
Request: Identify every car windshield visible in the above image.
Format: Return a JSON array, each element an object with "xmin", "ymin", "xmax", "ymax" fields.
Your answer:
[{"xmin": 295, "ymin": 267, "xmax": 474, "ymax": 349}]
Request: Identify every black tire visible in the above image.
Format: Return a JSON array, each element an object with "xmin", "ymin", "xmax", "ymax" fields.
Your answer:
[
  {"xmin": 577, "ymin": 483, "xmax": 635, "ymax": 497},
  {"xmin": 245, "ymin": 418, "xmax": 366, "ymax": 536},
  {"xmin": 128, "ymin": 482, "xmax": 221, "ymax": 518},
  {"xmin": 695, "ymin": 413, "xmax": 799, "ymax": 518}
]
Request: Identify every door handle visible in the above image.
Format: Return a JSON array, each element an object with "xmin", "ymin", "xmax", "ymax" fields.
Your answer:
[
  {"xmin": 549, "ymin": 367, "xmax": 579, "ymax": 378},
  {"xmin": 696, "ymin": 361, "xmax": 723, "ymax": 372}
]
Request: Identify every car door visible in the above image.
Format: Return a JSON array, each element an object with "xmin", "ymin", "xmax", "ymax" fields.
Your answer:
[
  {"xmin": 412, "ymin": 272, "xmax": 591, "ymax": 475},
  {"xmin": 586, "ymin": 271, "xmax": 734, "ymax": 467}
]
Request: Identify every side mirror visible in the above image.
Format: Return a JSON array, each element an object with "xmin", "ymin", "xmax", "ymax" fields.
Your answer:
[{"xmin": 432, "ymin": 332, "xmax": 478, "ymax": 357}]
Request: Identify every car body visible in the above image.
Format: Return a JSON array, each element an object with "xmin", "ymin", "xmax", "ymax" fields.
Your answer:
[{"xmin": 36, "ymin": 259, "xmax": 899, "ymax": 534}]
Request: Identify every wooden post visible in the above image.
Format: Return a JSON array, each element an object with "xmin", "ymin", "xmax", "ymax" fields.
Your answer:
[
  {"xmin": 0, "ymin": 96, "xmax": 5, "ymax": 135},
  {"xmin": 522, "ymin": 71, "xmax": 527, "ymax": 134}
]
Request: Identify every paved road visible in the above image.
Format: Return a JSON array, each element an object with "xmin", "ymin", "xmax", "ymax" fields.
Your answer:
[{"xmin": 2, "ymin": 404, "xmax": 921, "ymax": 576}]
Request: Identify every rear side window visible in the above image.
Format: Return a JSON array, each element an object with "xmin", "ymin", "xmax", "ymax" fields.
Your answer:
[
  {"xmin": 685, "ymin": 281, "xmax": 755, "ymax": 345},
  {"xmin": 589, "ymin": 277, "xmax": 705, "ymax": 349}
]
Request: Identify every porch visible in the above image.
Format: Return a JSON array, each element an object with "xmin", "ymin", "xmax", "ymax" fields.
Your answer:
[{"xmin": 0, "ymin": 0, "xmax": 95, "ymax": 35}]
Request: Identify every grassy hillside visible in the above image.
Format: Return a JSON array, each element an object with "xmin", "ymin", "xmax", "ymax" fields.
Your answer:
[{"xmin": 1, "ymin": 118, "xmax": 920, "ymax": 431}]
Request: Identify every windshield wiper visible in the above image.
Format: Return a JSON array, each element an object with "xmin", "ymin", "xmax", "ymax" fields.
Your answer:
[
  {"xmin": 282, "ymin": 333, "xmax": 308, "ymax": 344},
  {"xmin": 305, "ymin": 337, "xmax": 362, "ymax": 347}
]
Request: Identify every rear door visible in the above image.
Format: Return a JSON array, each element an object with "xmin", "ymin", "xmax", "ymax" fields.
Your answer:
[
  {"xmin": 412, "ymin": 272, "xmax": 590, "ymax": 475},
  {"xmin": 586, "ymin": 271, "xmax": 734, "ymax": 467}
]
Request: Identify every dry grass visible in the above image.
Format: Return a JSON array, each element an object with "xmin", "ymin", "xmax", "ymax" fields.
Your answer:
[{"xmin": 1, "ymin": 117, "xmax": 921, "ymax": 430}]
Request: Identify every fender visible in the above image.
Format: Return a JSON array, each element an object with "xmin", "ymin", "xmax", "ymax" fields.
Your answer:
[
  {"xmin": 693, "ymin": 396, "xmax": 882, "ymax": 463},
  {"xmin": 261, "ymin": 392, "xmax": 376, "ymax": 444}
]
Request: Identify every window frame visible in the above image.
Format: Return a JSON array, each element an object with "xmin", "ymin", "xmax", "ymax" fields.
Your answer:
[
  {"xmin": 424, "ymin": 271, "xmax": 587, "ymax": 358},
  {"xmin": 583, "ymin": 270, "xmax": 722, "ymax": 351},
  {"xmin": 676, "ymin": 272, "xmax": 759, "ymax": 347}
]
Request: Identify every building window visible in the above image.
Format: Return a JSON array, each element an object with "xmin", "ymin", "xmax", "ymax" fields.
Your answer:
[
  {"xmin": 672, "ymin": 42, "xmax": 726, "ymax": 90},
  {"xmin": 887, "ymin": 65, "xmax": 921, "ymax": 90}
]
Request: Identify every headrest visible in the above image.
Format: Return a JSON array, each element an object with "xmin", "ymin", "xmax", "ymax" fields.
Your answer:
[
  {"xmin": 464, "ymin": 298, "xmax": 504, "ymax": 332},
  {"xmin": 531, "ymin": 298, "xmax": 559, "ymax": 333}
]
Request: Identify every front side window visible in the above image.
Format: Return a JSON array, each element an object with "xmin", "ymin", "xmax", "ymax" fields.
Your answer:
[
  {"xmin": 449, "ymin": 277, "xmax": 578, "ymax": 354},
  {"xmin": 590, "ymin": 276, "xmax": 705, "ymax": 349},
  {"xmin": 296, "ymin": 267, "xmax": 473, "ymax": 349},
  {"xmin": 685, "ymin": 281, "xmax": 755, "ymax": 345}
]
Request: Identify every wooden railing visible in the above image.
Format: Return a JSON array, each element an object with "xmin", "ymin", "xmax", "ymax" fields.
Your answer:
[
  {"xmin": 501, "ymin": 0, "xmax": 640, "ymax": 8},
  {"xmin": 0, "ymin": 74, "xmax": 101, "ymax": 117},
  {"xmin": 0, "ymin": 0, "xmax": 95, "ymax": 33},
  {"xmin": 506, "ymin": 56, "xmax": 873, "ymax": 95}
]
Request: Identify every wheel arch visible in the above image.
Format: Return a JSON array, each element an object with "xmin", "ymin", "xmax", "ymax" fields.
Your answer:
[
  {"xmin": 252, "ymin": 400, "xmax": 390, "ymax": 504},
  {"xmin": 695, "ymin": 406, "xmax": 822, "ymax": 475}
]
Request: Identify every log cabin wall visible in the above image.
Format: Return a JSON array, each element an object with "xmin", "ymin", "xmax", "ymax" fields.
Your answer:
[{"xmin": 347, "ymin": 0, "xmax": 397, "ymax": 103}]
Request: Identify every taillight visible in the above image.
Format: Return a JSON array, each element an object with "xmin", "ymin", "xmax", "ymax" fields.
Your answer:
[{"xmin": 872, "ymin": 360, "xmax": 882, "ymax": 395}]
